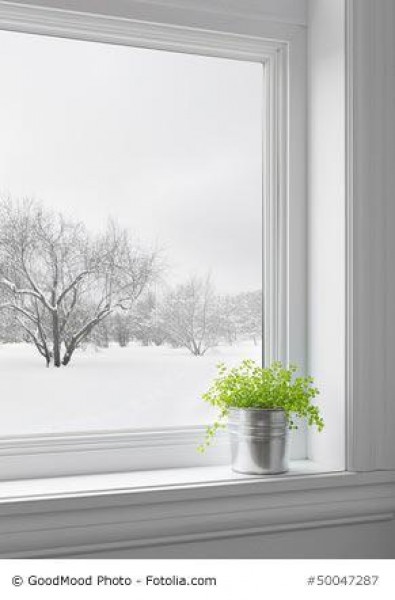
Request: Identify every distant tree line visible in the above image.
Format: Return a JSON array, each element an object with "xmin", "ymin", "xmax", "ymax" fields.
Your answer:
[
  {"xmin": 88, "ymin": 279, "xmax": 263, "ymax": 356},
  {"xmin": 0, "ymin": 198, "xmax": 262, "ymax": 366}
]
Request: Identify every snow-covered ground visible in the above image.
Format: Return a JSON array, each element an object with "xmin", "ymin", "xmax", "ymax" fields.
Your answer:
[{"xmin": 0, "ymin": 342, "xmax": 262, "ymax": 436}]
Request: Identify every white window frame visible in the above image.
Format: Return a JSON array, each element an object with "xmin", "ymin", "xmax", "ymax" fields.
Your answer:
[
  {"xmin": 0, "ymin": 0, "xmax": 308, "ymax": 479},
  {"xmin": 0, "ymin": 0, "xmax": 394, "ymax": 560}
]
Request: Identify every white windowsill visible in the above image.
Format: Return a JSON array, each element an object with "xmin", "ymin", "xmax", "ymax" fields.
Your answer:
[{"xmin": 0, "ymin": 460, "xmax": 334, "ymax": 502}]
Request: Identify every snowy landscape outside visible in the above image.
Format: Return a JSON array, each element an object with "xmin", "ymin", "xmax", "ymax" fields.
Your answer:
[{"xmin": 0, "ymin": 30, "xmax": 263, "ymax": 435}]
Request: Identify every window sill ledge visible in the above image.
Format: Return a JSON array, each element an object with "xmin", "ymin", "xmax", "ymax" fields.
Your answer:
[
  {"xmin": 0, "ymin": 460, "xmax": 332, "ymax": 502},
  {"xmin": 0, "ymin": 464, "xmax": 394, "ymax": 558}
]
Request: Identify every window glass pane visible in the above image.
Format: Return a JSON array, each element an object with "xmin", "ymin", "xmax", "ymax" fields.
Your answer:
[{"xmin": 0, "ymin": 30, "xmax": 263, "ymax": 434}]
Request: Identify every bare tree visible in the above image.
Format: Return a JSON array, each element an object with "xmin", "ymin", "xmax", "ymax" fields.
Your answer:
[
  {"xmin": 112, "ymin": 312, "xmax": 132, "ymax": 348},
  {"xmin": 218, "ymin": 289, "xmax": 263, "ymax": 346},
  {"xmin": 231, "ymin": 290, "xmax": 263, "ymax": 345},
  {"xmin": 0, "ymin": 303, "xmax": 21, "ymax": 345},
  {"xmin": 129, "ymin": 290, "xmax": 166, "ymax": 347},
  {"xmin": 217, "ymin": 294, "xmax": 238, "ymax": 345},
  {"xmin": 0, "ymin": 198, "xmax": 158, "ymax": 367},
  {"xmin": 159, "ymin": 275, "xmax": 220, "ymax": 356}
]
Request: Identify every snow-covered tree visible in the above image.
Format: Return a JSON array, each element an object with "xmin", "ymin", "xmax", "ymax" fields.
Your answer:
[
  {"xmin": 0, "ymin": 197, "xmax": 158, "ymax": 367},
  {"xmin": 0, "ymin": 305, "xmax": 21, "ymax": 344},
  {"xmin": 217, "ymin": 294, "xmax": 239, "ymax": 345},
  {"xmin": 111, "ymin": 312, "xmax": 132, "ymax": 348},
  {"xmin": 87, "ymin": 314, "xmax": 111, "ymax": 349},
  {"xmin": 242, "ymin": 290, "xmax": 263, "ymax": 344},
  {"xmin": 232, "ymin": 290, "xmax": 263, "ymax": 344},
  {"xmin": 217, "ymin": 290, "xmax": 263, "ymax": 345},
  {"xmin": 129, "ymin": 290, "xmax": 166, "ymax": 346},
  {"xmin": 159, "ymin": 276, "xmax": 221, "ymax": 356}
]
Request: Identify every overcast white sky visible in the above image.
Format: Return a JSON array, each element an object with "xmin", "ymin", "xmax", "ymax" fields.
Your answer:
[{"xmin": 0, "ymin": 29, "xmax": 263, "ymax": 294}]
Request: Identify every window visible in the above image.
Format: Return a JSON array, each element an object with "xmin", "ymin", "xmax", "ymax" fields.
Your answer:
[
  {"xmin": 0, "ymin": 29, "xmax": 263, "ymax": 433},
  {"xmin": 0, "ymin": 11, "xmax": 307, "ymax": 480},
  {"xmin": 1, "ymin": 0, "xmax": 392, "ymax": 563}
]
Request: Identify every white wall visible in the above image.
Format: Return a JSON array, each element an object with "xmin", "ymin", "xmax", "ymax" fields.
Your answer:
[
  {"xmin": 307, "ymin": 0, "xmax": 345, "ymax": 470},
  {"xmin": 77, "ymin": 520, "xmax": 395, "ymax": 559}
]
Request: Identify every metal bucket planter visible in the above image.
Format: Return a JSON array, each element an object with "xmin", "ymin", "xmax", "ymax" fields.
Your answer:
[{"xmin": 228, "ymin": 408, "xmax": 288, "ymax": 475}]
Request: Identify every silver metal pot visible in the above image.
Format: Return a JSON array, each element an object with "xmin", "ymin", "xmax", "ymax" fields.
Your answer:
[{"xmin": 228, "ymin": 408, "xmax": 288, "ymax": 475}]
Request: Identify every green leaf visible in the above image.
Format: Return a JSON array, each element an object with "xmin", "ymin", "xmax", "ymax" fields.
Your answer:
[{"xmin": 198, "ymin": 360, "xmax": 324, "ymax": 451}]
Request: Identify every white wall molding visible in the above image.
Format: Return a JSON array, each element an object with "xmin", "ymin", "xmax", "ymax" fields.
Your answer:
[
  {"xmin": 345, "ymin": 0, "xmax": 355, "ymax": 473},
  {"xmin": 115, "ymin": 0, "xmax": 307, "ymax": 25},
  {"xmin": 0, "ymin": 0, "xmax": 306, "ymax": 41},
  {"xmin": 0, "ymin": 470, "xmax": 393, "ymax": 557},
  {"xmin": 0, "ymin": 428, "xmax": 231, "ymax": 480},
  {"xmin": 0, "ymin": 1, "xmax": 307, "ymax": 38},
  {"xmin": 0, "ymin": 1, "xmax": 290, "ymax": 56}
]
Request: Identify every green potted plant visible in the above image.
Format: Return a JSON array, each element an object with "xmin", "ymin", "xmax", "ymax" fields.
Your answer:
[{"xmin": 198, "ymin": 359, "xmax": 324, "ymax": 475}]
